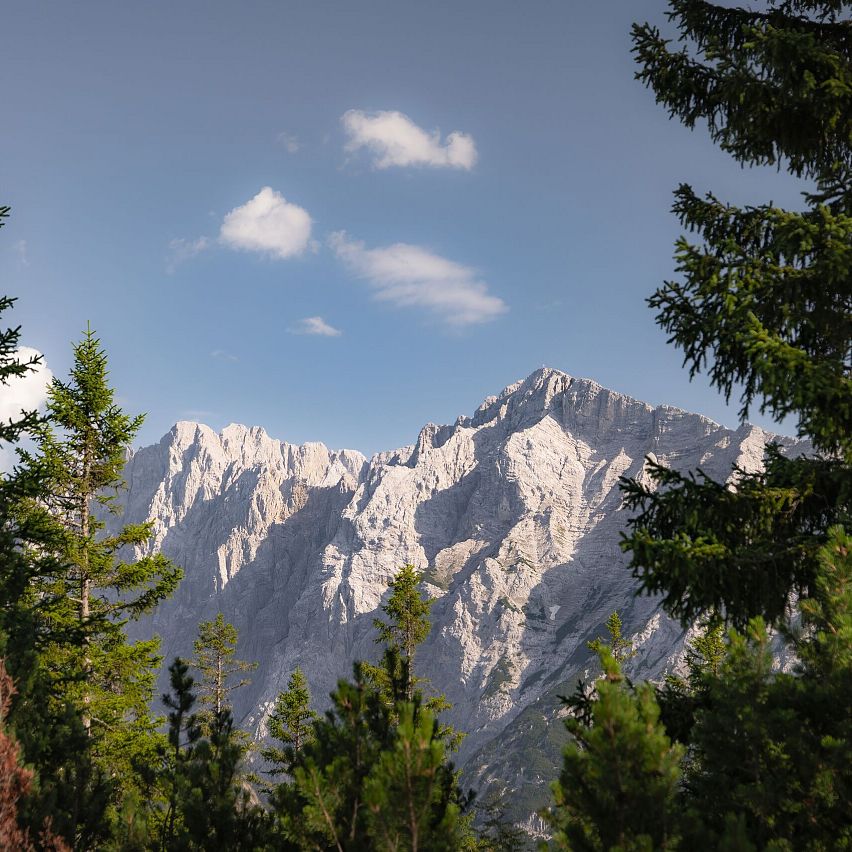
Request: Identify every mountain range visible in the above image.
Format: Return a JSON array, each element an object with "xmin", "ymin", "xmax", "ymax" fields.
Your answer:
[{"xmin": 116, "ymin": 367, "xmax": 804, "ymax": 825}]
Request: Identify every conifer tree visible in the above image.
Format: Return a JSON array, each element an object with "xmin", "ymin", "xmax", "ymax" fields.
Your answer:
[
  {"xmin": 18, "ymin": 328, "xmax": 182, "ymax": 837},
  {"xmin": 262, "ymin": 667, "xmax": 316, "ymax": 777},
  {"xmin": 602, "ymin": 1, "xmax": 852, "ymax": 846},
  {"xmin": 548, "ymin": 648, "xmax": 684, "ymax": 852},
  {"xmin": 280, "ymin": 665, "xmax": 389, "ymax": 848},
  {"xmin": 192, "ymin": 612, "xmax": 256, "ymax": 730},
  {"xmin": 157, "ymin": 658, "xmax": 271, "ymax": 851},
  {"xmin": 623, "ymin": 0, "xmax": 852, "ymax": 629},
  {"xmin": 362, "ymin": 702, "xmax": 471, "ymax": 852},
  {"xmin": 655, "ymin": 621, "xmax": 726, "ymax": 746},
  {"xmin": 178, "ymin": 707, "xmax": 266, "ymax": 850},
  {"xmin": 475, "ymin": 789, "xmax": 529, "ymax": 852},
  {"xmin": 679, "ymin": 529, "xmax": 852, "ymax": 848},
  {"xmin": 366, "ymin": 564, "xmax": 434, "ymax": 702},
  {"xmin": 587, "ymin": 611, "xmax": 637, "ymax": 664},
  {"xmin": 158, "ymin": 658, "xmax": 202, "ymax": 850},
  {"xmin": 0, "ymin": 659, "xmax": 68, "ymax": 852},
  {"xmin": 273, "ymin": 567, "xmax": 475, "ymax": 849},
  {"xmin": 0, "ymin": 218, "xmax": 110, "ymax": 845}
]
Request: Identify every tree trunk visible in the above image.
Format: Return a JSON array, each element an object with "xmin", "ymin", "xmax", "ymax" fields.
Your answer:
[
  {"xmin": 216, "ymin": 654, "xmax": 223, "ymax": 716},
  {"xmin": 80, "ymin": 449, "xmax": 91, "ymax": 736}
]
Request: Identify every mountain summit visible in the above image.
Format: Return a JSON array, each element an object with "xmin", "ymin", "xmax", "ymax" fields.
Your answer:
[{"xmin": 118, "ymin": 368, "xmax": 803, "ymax": 821}]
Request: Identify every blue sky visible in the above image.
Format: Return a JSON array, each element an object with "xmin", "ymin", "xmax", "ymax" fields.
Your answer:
[{"xmin": 1, "ymin": 0, "xmax": 806, "ymax": 456}]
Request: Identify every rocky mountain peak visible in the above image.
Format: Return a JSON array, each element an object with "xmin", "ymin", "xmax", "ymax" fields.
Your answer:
[{"xmin": 117, "ymin": 368, "xmax": 806, "ymax": 823}]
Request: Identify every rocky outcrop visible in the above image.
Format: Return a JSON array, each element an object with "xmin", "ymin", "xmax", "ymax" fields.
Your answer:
[{"xmin": 117, "ymin": 368, "xmax": 805, "ymax": 820}]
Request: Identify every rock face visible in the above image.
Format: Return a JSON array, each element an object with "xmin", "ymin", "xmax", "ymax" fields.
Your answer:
[{"xmin": 118, "ymin": 368, "xmax": 804, "ymax": 821}]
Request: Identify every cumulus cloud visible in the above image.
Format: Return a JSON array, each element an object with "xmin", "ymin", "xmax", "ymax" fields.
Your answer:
[
  {"xmin": 329, "ymin": 231, "xmax": 506, "ymax": 327},
  {"xmin": 0, "ymin": 348, "xmax": 52, "ymax": 423},
  {"xmin": 342, "ymin": 110, "xmax": 477, "ymax": 170},
  {"xmin": 0, "ymin": 348, "xmax": 52, "ymax": 472},
  {"xmin": 219, "ymin": 187, "xmax": 313, "ymax": 259},
  {"xmin": 167, "ymin": 236, "xmax": 210, "ymax": 273},
  {"xmin": 288, "ymin": 316, "xmax": 342, "ymax": 337}
]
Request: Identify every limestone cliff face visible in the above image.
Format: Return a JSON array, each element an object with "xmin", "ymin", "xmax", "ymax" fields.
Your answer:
[{"xmin": 118, "ymin": 368, "xmax": 804, "ymax": 818}]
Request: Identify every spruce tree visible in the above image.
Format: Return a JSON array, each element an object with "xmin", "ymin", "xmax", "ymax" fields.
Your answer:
[
  {"xmin": 262, "ymin": 667, "xmax": 316, "ymax": 777},
  {"xmin": 157, "ymin": 658, "xmax": 202, "ymax": 849},
  {"xmin": 607, "ymin": 1, "xmax": 852, "ymax": 846},
  {"xmin": 623, "ymin": 0, "xmax": 852, "ymax": 629},
  {"xmin": 18, "ymin": 328, "xmax": 182, "ymax": 838},
  {"xmin": 678, "ymin": 530, "xmax": 852, "ymax": 847}
]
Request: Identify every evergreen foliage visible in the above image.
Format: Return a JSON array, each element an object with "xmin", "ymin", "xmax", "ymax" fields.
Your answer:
[
  {"xmin": 12, "ymin": 327, "xmax": 182, "ymax": 843},
  {"xmin": 262, "ymin": 667, "xmax": 317, "ymax": 778},
  {"xmin": 0, "ymin": 220, "xmax": 118, "ymax": 846},
  {"xmin": 365, "ymin": 564, "xmax": 434, "ymax": 702},
  {"xmin": 549, "ymin": 649, "xmax": 683, "ymax": 852},
  {"xmin": 362, "ymin": 702, "xmax": 471, "ymax": 852},
  {"xmin": 157, "ymin": 657, "xmax": 272, "ymax": 851},
  {"xmin": 270, "ymin": 567, "xmax": 476, "ymax": 850},
  {"xmin": 587, "ymin": 611, "xmax": 637, "ymax": 664},
  {"xmin": 475, "ymin": 789, "xmax": 530, "ymax": 852},
  {"xmin": 5, "ymin": 2, "xmax": 851, "ymax": 840},
  {"xmin": 192, "ymin": 612, "xmax": 256, "ymax": 730},
  {"xmin": 681, "ymin": 528, "xmax": 852, "ymax": 848},
  {"xmin": 548, "ymin": 3, "xmax": 852, "ymax": 848},
  {"xmin": 572, "ymin": 2, "xmax": 852, "ymax": 848},
  {"xmin": 624, "ymin": 0, "xmax": 852, "ymax": 629},
  {"xmin": 655, "ymin": 620, "xmax": 726, "ymax": 747},
  {"xmin": 0, "ymin": 659, "xmax": 68, "ymax": 851}
]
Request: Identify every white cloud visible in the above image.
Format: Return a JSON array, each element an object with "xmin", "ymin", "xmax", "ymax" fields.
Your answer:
[
  {"xmin": 15, "ymin": 240, "xmax": 29, "ymax": 267},
  {"xmin": 277, "ymin": 131, "xmax": 300, "ymax": 153},
  {"xmin": 181, "ymin": 409, "xmax": 216, "ymax": 421},
  {"xmin": 329, "ymin": 231, "xmax": 506, "ymax": 327},
  {"xmin": 0, "ymin": 348, "xmax": 52, "ymax": 423},
  {"xmin": 167, "ymin": 236, "xmax": 210, "ymax": 273},
  {"xmin": 210, "ymin": 349, "xmax": 239, "ymax": 362},
  {"xmin": 219, "ymin": 187, "xmax": 313, "ymax": 259},
  {"xmin": 0, "ymin": 348, "xmax": 52, "ymax": 472},
  {"xmin": 288, "ymin": 316, "xmax": 342, "ymax": 337},
  {"xmin": 342, "ymin": 110, "xmax": 477, "ymax": 170}
]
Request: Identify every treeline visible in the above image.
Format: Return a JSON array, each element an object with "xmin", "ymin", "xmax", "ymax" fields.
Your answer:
[{"xmin": 3, "ymin": 0, "xmax": 852, "ymax": 848}]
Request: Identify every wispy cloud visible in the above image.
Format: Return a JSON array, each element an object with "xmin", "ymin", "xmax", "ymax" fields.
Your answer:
[
  {"xmin": 210, "ymin": 349, "xmax": 239, "ymax": 362},
  {"xmin": 277, "ymin": 131, "xmax": 300, "ymax": 153},
  {"xmin": 167, "ymin": 236, "xmax": 210, "ymax": 273},
  {"xmin": 329, "ymin": 231, "xmax": 506, "ymax": 327},
  {"xmin": 219, "ymin": 187, "xmax": 313, "ymax": 259},
  {"xmin": 288, "ymin": 316, "xmax": 342, "ymax": 337},
  {"xmin": 180, "ymin": 409, "xmax": 216, "ymax": 422},
  {"xmin": 342, "ymin": 110, "xmax": 477, "ymax": 170},
  {"xmin": 15, "ymin": 240, "xmax": 29, "ymax": 268}
]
